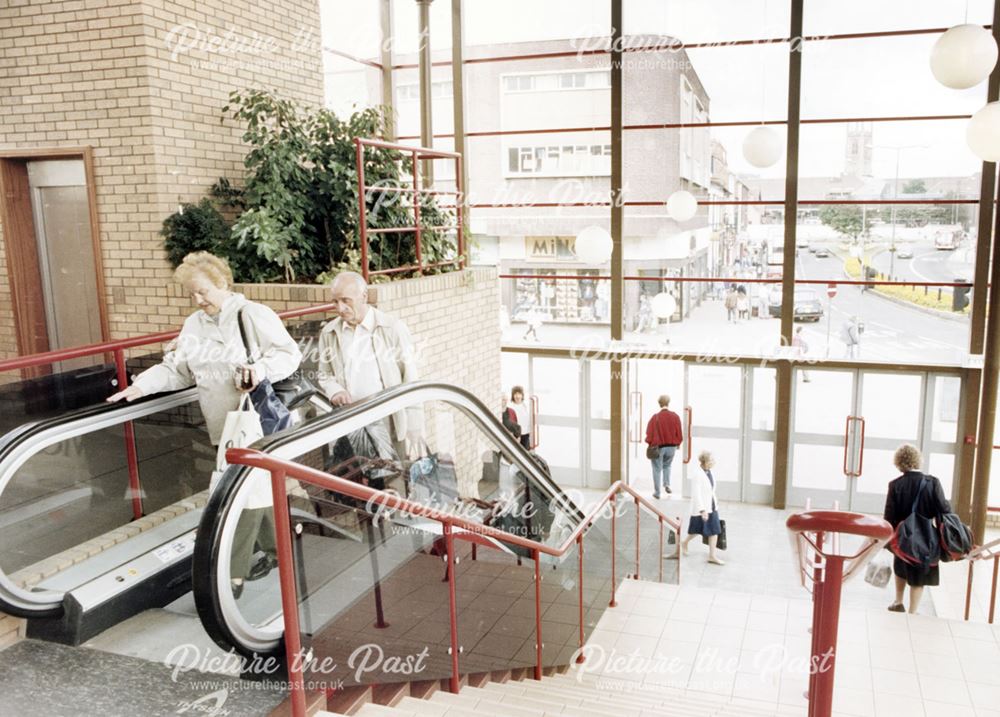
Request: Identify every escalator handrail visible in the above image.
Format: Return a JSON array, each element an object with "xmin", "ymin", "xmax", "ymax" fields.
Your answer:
[
  {"xmin": 0, "ymin": 388, "xmax": 199, "ymax": 617},
  {"xmin": 193, "ymin": 380, "xmax": 593, "ymax": 656}
]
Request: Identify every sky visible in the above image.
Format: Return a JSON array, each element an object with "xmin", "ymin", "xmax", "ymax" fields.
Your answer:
[{"xmin": 321, "ymin": 0, "xmax": 996, "ymax": 180}]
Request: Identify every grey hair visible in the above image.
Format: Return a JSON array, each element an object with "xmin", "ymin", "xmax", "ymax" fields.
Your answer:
[
  {"xmin": 893, "ymin": 444, "xmax": 922, "ymax": 472},
  {"xmin": 330, "ymin": 271, "xmax": 368, "ymax": 293}
]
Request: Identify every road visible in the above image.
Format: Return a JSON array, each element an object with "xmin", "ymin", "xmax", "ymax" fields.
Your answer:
[
  {"xmin": 867, "ymin": 238, "xmax": 974, "ymax": 289},
  {"xmin": 502, "ymin": 249, "xmax": 971, "ymax": 365}
]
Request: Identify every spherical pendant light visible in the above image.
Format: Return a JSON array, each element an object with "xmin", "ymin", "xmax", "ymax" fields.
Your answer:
[
  {"xmin": 742, "ymin": 126, "xmax": 783, "ymax": 168},
  {"xmin": 930, "ymin": 24, "xmax": 998, "ymax": 90},
  {"xmin": 574, "ymin": 225, "xmax": 613, "ymax": 264},
  {"xmin": 651, "ymin": 292, "xmax": 677, "ymax": 319},
  {"xmin": 967, "ymin": 102, "xmax": 1000, "ymax": 161},
  {"xmin": 666, "ymin": 190, "xmax": 698, "ymax": 222}
]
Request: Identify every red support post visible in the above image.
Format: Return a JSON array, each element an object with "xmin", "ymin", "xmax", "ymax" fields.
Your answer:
[
  {"xmin": 675, "ymin": 518, "xmax": 682, "ymax": 583},
  {"xmin": 533, "ymin": 548, "xmax": 542, "ymax": 680},
  {"xmin": 355, "ymin": 139, "xmax": 370, "ymax": 282},
  {"xmin": 114, "ymin": 349, "xmax": 143, "ymax": 519},
  {"xmin": 809, "ymin": 553, "xmax": 845, "ymax": 717},
  {"xmin": 576, "ymin": 534, "xmax": 585, "ymax": 663},
  {"xmin": 269, "ymin": 469, "xmax": 307, "ymax": 717},
  {"xmin": 444, "ymin": 524, "xmax": 461, "ymax": 693},
  {"xmin": 609, "ymin": 494, "xmax": 618, "ymax": 608},
  {"xmin": 412, "ymin": 150, "xmax": 424, "ymax": 274},
  {"xmin": 634, "ymin": 496, "xmax": 640, "ymax": 580}
]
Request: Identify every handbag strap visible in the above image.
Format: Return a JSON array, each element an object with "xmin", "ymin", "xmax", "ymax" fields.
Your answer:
[
  {"xmin": 910, "ymin": 476, "xmax": 928, "ymax": 516},
  {"xmin": 236, "ymin": 307, "xmax": 256, "ymax": 365}
]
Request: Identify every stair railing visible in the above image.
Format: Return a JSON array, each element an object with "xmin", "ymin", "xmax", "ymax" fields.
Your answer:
[
  {"xmin": 786, "ymin": 510, "xmax": 892, "ymax": 717},
  {"xmin": 226, "ymin": 446, "xmax": 683, "ymax": 717}
]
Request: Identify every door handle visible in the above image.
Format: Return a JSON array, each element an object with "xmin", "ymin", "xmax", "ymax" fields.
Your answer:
[
  {"xmin": 842, "ymin": 415, "xmax": 853, "ymax": 477},
  {"xmin": 854, "ymin": 416, "xmax": 866, "ymax": 477}
]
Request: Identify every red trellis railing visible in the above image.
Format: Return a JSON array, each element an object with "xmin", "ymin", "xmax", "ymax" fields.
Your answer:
[
  {"xmin": 964, "ymin": 537, "xmax": 1000, "ymax": 624},
  {"xmin": 354, "ymin": 138, "xmax": 465, "ymax": 282}
]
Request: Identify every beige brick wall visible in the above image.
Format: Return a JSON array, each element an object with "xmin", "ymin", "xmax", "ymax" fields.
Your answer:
[{"xmin": 0, "ymin": 0, "xmax": 323, "ymax": 359}]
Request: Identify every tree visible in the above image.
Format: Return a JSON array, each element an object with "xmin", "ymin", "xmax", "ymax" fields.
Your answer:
[
  {"xmin": 902, "ymin": 179, "xmax": 926, "ymax": 194},
  {"xmin": 819, "ymin": 204, "xmax": 867, "ymax": 240}
]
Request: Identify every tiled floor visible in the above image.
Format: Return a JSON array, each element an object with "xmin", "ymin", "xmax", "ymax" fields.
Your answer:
[
  {"xmin": 558, "ymin": 494, "xmax": 1000, "ymax": 717},
  {"xmin": 574, "ymin": 578, "xmax": 1000, "ymax": 717}
]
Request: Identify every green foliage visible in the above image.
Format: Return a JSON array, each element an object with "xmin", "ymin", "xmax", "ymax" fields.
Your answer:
[
  {"xmin": 221, "ymin": 89, "xmax": 457, "ymax": 283},
  {"xmin": 160, "ymin": 198, "xmax": 232, "ymax": 267},
  {"xmin": 819, "ymin": 204, "xmax": 867, "ymax": 239},
  {"xmin": 902, "ymin": 179, "xmax": 927, "ymax": 194}
]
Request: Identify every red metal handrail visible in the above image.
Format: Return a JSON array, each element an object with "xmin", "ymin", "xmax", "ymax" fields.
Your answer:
[
  {"xmin": 786, "ymin": 510, "xmax": 892, "ymax": 717},
  {"xmin": 226, "ymin": 446, "xmax": 682, "ymax": 717},
  {"xmin": 499, "ymin": 274, "xmax": 975, "ymax": 289},
  {"xmin": 0, "ymin": 298, "xmax": 343, "ymax": 519},
  {"xmin": 964, "ymin": 537, "xmax": 1000, "ymax": 624},
  {"xmin": 354, "ymin": 138, "xmax": 465, "ymax": 282}
]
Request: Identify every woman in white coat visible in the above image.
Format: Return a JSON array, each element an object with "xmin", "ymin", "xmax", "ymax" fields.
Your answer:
[
  {"xmin": 107, "ymin": 251, "xmax": 302, "ymax": 597},
  {"xmin": 680, "ymin": 451, "xmax": 725, "ymax": 565}
]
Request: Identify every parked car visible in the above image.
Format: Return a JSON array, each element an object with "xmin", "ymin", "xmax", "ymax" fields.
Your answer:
[
  {"xmin": 896, "ymin": 245, "xmax": 914, "ymax": 259},
  {"xmin": 813, "ymin": 247, "xmax": 830, "ymax": 258},
  {"xmin": 769, "ymin": 289, "xmax": 824, "ymax": 321}
]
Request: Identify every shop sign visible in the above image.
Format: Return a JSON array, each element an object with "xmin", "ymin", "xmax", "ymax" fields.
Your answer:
[{"xmin": 525, "ymin": 236, "xmax": 577, "ymax": 261}]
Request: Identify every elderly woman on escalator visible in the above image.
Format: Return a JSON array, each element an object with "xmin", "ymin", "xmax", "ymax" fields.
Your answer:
[{"xmin": 107, "ymin": 251, "xmax": 302, "ymax": 598}]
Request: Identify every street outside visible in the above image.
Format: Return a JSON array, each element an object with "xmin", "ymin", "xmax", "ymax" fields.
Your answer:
[{"xmin": 502, "ymin": 238, "xmax": 973, "ymax": 367}]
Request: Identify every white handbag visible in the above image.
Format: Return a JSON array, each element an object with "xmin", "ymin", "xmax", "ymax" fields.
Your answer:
[{"xmin": 211, "ymin": 394, "xmax": 273, "ymax": 509}]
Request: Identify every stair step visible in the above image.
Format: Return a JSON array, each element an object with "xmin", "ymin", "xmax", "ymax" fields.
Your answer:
[
  {"xmin": 354, "ymin": 704, "xmax": 416, "ymax": 717},
  {"xmin": 395, "ymin": 696, "xmax": 449, "ymax": 716}
]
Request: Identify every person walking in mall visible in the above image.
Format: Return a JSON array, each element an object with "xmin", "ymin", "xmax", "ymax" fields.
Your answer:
[
  {"xmin": 645, "ymin": 394, "xmax": 683, "ymax": 498},
  {"xmin": 106, "ymin": 251, "xmax": 302, "ymax": 598},
  {"xmin": 883, "ymin": 444, "xmax": 950, "ymax": 614},
  {"xmin": 670, "ymin": 450, "xmax": 725, "ymax": 565},
  {"xmin": 317, "ymin": 271, "xmax": 423, "ymax": 458}
]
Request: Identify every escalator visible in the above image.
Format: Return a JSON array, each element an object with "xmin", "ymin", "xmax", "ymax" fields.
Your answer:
[
  {"xmin": 0, "ymin": 377, "xmax": 646, "ymax": 691},
  {"xmin": 191, "ymin": 381, "xmax": 621, "ymax": 684}
]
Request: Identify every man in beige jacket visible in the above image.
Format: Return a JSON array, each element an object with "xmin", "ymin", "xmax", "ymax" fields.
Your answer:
[{"xmin": 317, "ymin": 272, "xmax": 423, "ymax": 456}]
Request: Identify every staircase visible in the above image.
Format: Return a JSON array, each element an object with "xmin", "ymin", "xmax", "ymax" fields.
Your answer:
[{"xmin": 317, "ymin": 669, "xmax": 806, "ymax": 717}]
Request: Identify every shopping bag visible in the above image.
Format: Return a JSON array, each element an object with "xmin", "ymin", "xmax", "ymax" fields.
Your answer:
[
  {"xmin": 865, "ymin": 555, "xmax": 892, "ymax": 588},
  {"xmin": 700, "ymin": 519, "xmax": 727, "ymax": 551},
  {"xmin": 237, "ymin": 308, "xmax": 292, "ymax": 434},
  {"xmin": 211, "ymin": 394, "xmax": 272, "ymax": 509}
]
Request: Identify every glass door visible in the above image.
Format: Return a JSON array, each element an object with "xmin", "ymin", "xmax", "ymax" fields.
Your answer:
[
  {"xmin": 787, "ymin": 369, "xmax": 961, "ymax": 513},
  {"xmin": 500, "ymin": 353, "xmax": 609, "ymax": 489},
  {"xmin": 625, "ymin": 360, "xmax": 774, "ymax": 504}
]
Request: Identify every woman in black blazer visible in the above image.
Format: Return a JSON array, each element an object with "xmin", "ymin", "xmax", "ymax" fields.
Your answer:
[{"xmin": 882, "ymin": 444, "xmax": 951, "ymax": 614}]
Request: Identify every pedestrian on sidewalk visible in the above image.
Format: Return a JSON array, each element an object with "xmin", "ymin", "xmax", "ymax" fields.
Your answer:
[
  {"xmin": 724, "ymin": 287, "xmax": 738, "ymax": 323},
  {"xmin": 792, "ymin": 326, "xmax": 811, "ymax": 382}
]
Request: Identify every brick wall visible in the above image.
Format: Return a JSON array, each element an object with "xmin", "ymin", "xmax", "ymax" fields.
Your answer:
[{"xmin": 0, "ymin": 0, "xmax": 323, "ymax": 358}]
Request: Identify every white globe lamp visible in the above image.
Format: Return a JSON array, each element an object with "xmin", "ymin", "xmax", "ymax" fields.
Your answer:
[
  {"xmin": 743, "ymin": 126, "xmax": 783, "ymax": 168},
  {"xmin": 666, "ymin": 190, "xmax": 698, "ymax": 222},
  {"xmin": 967, "ymin": 102, "xmax": 1000, "ymax": 161},
  {"xmin": 573, "ymin": 225, "xmax": 613, "ymax": 264},
  {"xmin": 930, "ymin": 24, "xmax": 998, "ymax": 90},
  {"xmin": 651, "ymin": 292, "xmax": 677, "ymax": 319}
]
